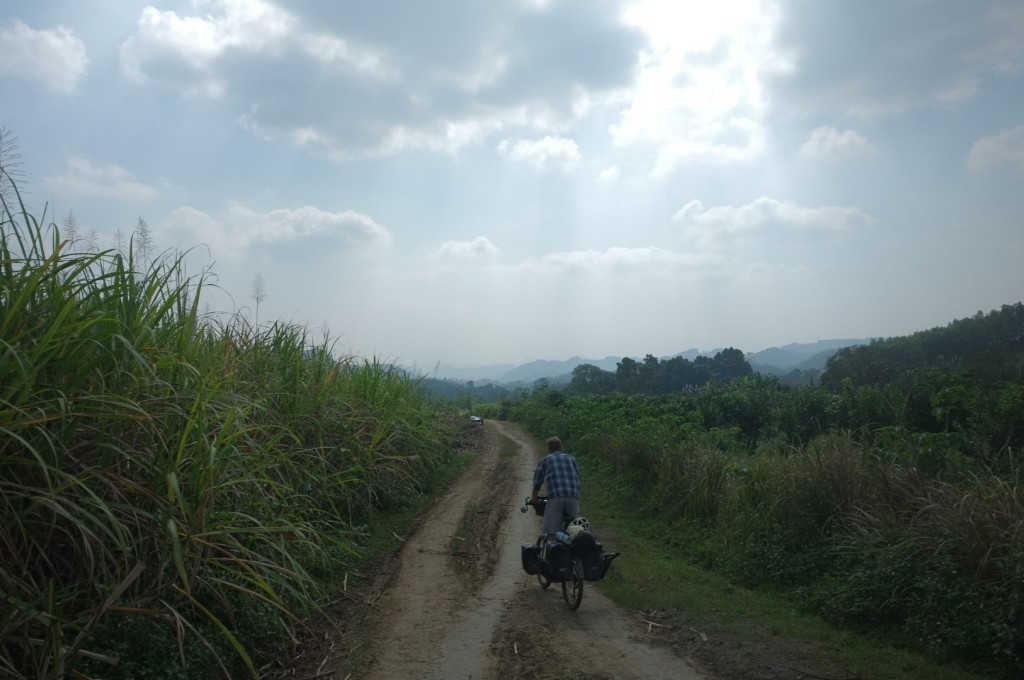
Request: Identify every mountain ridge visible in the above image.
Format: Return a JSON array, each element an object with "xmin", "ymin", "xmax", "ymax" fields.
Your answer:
[{"xmin": 427, "ymin": 339, "xmax": 870, "ymax": 384}]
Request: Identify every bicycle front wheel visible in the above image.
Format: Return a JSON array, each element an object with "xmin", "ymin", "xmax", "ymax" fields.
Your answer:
[{"xmin": 562, "ymin": 557, "xmax": 583, "ymax": 610}]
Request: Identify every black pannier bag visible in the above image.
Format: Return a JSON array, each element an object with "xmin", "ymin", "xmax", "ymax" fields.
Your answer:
[
  {"xmin": 598, "ymin": 551, "xmax": 620, "ymax": 579},
  {"xmin": 521, "ymin": 543, "xmax": 542, "ymax": 575},
  {"xmin": 573, "ymin": 531, "xmax": 620, "ymax": 581},
  {"xmin": 543, "ymin": 542, "xmax": 573, "ymax": 582}
]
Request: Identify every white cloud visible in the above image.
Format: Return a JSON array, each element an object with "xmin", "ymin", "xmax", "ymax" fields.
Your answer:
[
  {"xmin": 163, "ymin": 202, "xmax": 392, "ymax": 260},
  {"xmin": 766, "ymin": 0, "xmax": 1024, "ymax": 117},
  {"xmin": 514, "ymin": 246, "xmax": 732, "ymax": 281},
  {"xmin": 497, "ymin": 135, "xmax": 581, "ymax": 172},
  {"xmin": 0, "ymin": 19, "xmax": 88, "ymax": 94},
  {"xmin": 122, "ymin": 1, "xmax": 392, "ymax": 86},
  {"xmin": 299, "ymin": 32, "xmax": 395, "ymax": 78},
  {"xmin": 596, "ymin": 166, "xmax": 621, "ymax": 183},
  {"xmin": 968, "ymin": 124, "xmax": 1024, "ymax": 172},
  {"xmin": 436, "ymin": 236, "xmax": 499, "ymax": 259},
  {"xmin": 672, "ymin": 196, "xmax": 873, "ymax": 246},
  {"xmin": 648, "ymin": 119, "xmax": 766, "ymax": 175},
  {"xmin": 254, "ymin": 206, "xmax": 391, "ymax": 247},
  {"xmin": 43, "ymin": 157, "xmax": 160, "ymax": 200},
  {"xmin": 799, "ymin": 126, "xmax": 872, "ymax": 160},
  {"xmin": 120, "ymin": 1, "xmax": 297, "ymax": 97},
  {"xmin": 610, "ymin": 0, "xmax": 779, "ymax": 174},
  {"xmin": 119, "ymin": 1, "xmax": 642, "ymax": 158}
]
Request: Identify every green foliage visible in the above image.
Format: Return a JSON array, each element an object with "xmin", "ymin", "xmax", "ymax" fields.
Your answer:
[
  {"xmin": 822, "ymin": 304, "xmax": 1024, "ymax": 390},
  {"xmin": 502, "ymin": 370, "xmax": 1024, "ymax": 676},
  {"xmin": 565, "ymin": 348, "xmax": 754, "ymax": 397},
  {"xmin": 1, "ymin": 193, "xmax": 459, "ymax": 678}
]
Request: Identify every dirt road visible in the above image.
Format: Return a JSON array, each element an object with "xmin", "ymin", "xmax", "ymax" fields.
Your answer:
[
  {"xmin": 269, "ymin": 422, "xmax": 871, "ymax": 680},
  {"xmin": 358, "ymin": 420, "xmax": 709, "ymax": 680}
]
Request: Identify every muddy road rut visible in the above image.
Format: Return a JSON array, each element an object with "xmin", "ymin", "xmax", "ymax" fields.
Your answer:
[{"xmin": 357, "ymin": 420, "xmax": 708, "ymax": 680}]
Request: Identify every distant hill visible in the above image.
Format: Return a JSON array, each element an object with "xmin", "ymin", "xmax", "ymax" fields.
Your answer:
[
  {"xmin": 428, "ymin": 362, "xmax": 516, "ymax": 382},
  {"xmin": 427, "ymin": 340, "xmax": 868, "ymax": 385},
  {"xmin": 421, "ymin": 304, "xmax": 1024, "ymax": 389},
  {"xmin": 496, "ymin": 356, "xmax": 620, "ymax": 383},
  {"xmin": 820, "ymin": 303, "xmax": 1024, "ymax": 388},
  {"xmin": 747, "ymin": 339, "xmax": 868, "ymax": 375}
]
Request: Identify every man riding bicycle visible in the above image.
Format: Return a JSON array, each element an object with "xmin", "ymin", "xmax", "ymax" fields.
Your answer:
[{"xmin": 530, "ymin": 436, "xmax": 581, "ymax": 546}]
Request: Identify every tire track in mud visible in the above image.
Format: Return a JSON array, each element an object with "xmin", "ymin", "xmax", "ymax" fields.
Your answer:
[
  {"xmin": 361, "ymin": 421, "xmax": 709, "ymax": 680},
  {"xmin": 361, "ymin": 421, "xmax": 536, "ymax": 679}
]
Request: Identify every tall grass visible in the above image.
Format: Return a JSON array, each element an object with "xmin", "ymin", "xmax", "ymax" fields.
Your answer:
[
  {"xmin": 507, "ymin": 393, "xmax": 1024, "ymax": 676},
  {"xmin": 1, "ymin": 186, "xmax": 456, "ymax": 678}
]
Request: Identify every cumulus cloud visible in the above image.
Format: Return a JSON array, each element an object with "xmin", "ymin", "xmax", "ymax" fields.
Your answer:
[
  {"xmin": 120, "ymin": 1, "xmax": 298, "ymax": 97},
  {"xmin": 646, "ymin": 119, "xmax": 766, "ymax": 175},
  {"xmin": 497, "ymin": 136, "xmax": 581, "ymax": 171},
  {"xmin": 436, "ymin": 236, "xmax": 499, "ymax": 259},
  {"xmin": 610, "ymin": 0, "xmax": 779, "ymax": 174},
  {"xmin": 766, "ymin": 0, "xmax": 1024, "ymax": 116},
  {"xmin": 968, "ymin": 124, "xmax": 1024, "ymax": 172},
  {"xmin": 119, "ymin": 0, "xmax": 643, "ymax": 157},
  {"xmin": 163, "ymin": 202, "xmax": 392, "ymax": 260},
  {"xmin": 43, "ymin": 157, "xmax": 160, "ymax": 200},
  {"xmin": 514, "ymin": 246, "xmax": 732, "ymax": 282},
  {"xmin": 672, "ymin": 197, "xmax": 873, "ymax": 246},
  {"xmin": 0, "ymin": 19, "xmax": 88, "ymax": 93},
  {"xmin": 596, "ymin": 166, "xmax": 621, "ymax": 183},
  {"xmin": 799, "ymin": 126, "xmax": 872, "ymax": 160}
]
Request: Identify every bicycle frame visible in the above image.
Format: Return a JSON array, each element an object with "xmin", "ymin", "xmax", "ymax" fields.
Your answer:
[{"xmin": 522, "ymin": 496, "xmax": 585, "ymax": 610}]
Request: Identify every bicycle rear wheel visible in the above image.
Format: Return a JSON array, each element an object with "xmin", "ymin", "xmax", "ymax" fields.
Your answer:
[{"xmin": 562, "ymin": 557, "xmax": 583, "ymax": 610}]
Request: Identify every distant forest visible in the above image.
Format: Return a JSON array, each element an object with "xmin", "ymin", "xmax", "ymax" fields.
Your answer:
[{"xmin": 424, "ymin": 302, "xmax": 1024, "ymax": 405}]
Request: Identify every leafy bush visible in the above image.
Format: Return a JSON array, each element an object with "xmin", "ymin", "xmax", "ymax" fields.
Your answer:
[{"xmin": 504, "ymin": 385, "xmax": 1024, "ymax": 676}]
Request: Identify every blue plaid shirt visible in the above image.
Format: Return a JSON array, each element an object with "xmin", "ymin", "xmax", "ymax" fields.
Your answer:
[{"xmin": 532, "ymin": 451, "xmax": 580, "ymax": 499}]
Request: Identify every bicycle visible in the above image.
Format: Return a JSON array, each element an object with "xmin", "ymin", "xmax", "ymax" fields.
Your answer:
[{"xmin": 520, "ymin": 496, "xmax": 601, "ymax": 611}]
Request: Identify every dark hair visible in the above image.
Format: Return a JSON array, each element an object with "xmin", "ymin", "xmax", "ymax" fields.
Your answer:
[{"xmin": 546, "ymin": 436, "xmax": 562, "ymax": 453}]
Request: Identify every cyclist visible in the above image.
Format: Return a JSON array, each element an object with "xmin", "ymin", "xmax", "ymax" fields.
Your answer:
[{"xmin": 530, "ymin": 436, "xmax": 581, "ymax": 547}]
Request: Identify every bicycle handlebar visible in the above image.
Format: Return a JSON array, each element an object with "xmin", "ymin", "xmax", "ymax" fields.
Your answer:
[{"xmin": 520, "ymin": 496, "xmax": 547, "ymax": 513}]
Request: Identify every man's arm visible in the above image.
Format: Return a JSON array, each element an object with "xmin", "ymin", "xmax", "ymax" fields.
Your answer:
[{"xmin": 530, "ymin": 459, "xmax": 545, "ymax": 504}]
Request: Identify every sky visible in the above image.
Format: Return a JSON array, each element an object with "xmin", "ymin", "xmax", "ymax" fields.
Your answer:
[{"xmin": 2, "ymin": 0, "xmax": 1023, "ymax": 373}]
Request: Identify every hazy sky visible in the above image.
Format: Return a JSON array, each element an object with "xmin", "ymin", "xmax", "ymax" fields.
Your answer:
[{"xmin": 3, "ymin": 0, "xmax": 1022, "ymax": 371}]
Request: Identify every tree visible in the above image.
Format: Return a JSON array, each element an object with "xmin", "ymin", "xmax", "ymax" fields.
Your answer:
[
  {"xmin": 615, "ymin": 357, "xmax": 641, "ymax": 393},
  {"xmin": 251, "ymin": 272, "xmax": 267, "ymax": 326},
  {"xmin": 662, "ymin": 355, "xmax": 700, "ymax": 391},
  {"xmin": 638, "ymin": 354, "xmax": 665, "ymax": 394},
  {"xmin": 568, "ymin": 363, "xmax": 615, "ymax": 395},
  {"xmin": 713, "ymin": 347, "xmax": 753, "ymax": 381}
]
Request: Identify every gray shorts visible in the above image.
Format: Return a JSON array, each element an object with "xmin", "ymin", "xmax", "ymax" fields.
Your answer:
[{"xmin": 542, "ymin": 496, "xmax": 580, "ymax": 535}]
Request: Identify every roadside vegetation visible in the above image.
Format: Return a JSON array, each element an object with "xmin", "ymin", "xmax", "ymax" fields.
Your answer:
[
  {"xmin": 0, "ymin": 187, "xmax": 464, "ymax": 678},
  {"xmin": 502, "ymin": 307, "xmax": 1024, "ymax": 678}
]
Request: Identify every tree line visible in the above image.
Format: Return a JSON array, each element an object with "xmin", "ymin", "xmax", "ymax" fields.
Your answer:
[{"xmin": 569, "ymin": 347, "xmax": 753, "ymax": 395}]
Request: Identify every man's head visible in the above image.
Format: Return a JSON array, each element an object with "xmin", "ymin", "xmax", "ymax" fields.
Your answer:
[{"xmin": 546, "ymin": 436, "xmax": 562, "ymax": 453}]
